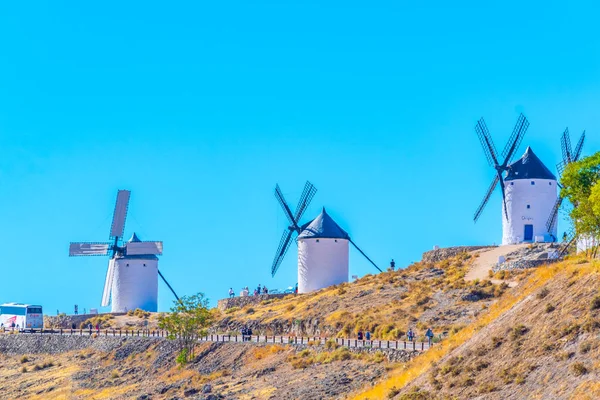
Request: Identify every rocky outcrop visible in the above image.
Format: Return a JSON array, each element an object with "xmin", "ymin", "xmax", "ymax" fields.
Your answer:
[
  {"xmin": 217, "ymin": 294, "xmax": 288, "ymax": 311},
  {"xmin": 422, "ymin": 246, "xmax": 495, "ymax": 263}
]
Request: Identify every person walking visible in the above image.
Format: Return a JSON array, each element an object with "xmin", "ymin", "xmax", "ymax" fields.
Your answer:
[
  {"xmin": 365, "ymin": 330, "xmax": 371, "ymax": 345},
  {"xmin": 357, "ymin": 330, "xmax": 363, "ymax": 341},
  {"xmin": 74, "ymin": 304, "xmax": 78, "ymax": 315},
  {"xmin": 228, "ymin": 288, "xmax": 235, "ymax": 298},
  {"xmin": 407, "ymin": 328, "xmax": 414, "ymax": 342},
  {"xmin": 426, "ymin": 328, "xmax": 434, "ymax": 346},
  {"xmin": 389, "ymin": 259, "xmax": 396, "ymax": 271}
]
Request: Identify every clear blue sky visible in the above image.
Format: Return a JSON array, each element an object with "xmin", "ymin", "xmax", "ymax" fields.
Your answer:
[{"xmin": 0, "ymin": 1, "xmax": 598, "ymax": 313}]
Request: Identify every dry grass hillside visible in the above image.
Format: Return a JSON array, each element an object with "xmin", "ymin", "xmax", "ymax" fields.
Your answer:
[
  {"xmin": 0, "ymin": 336, "xmax": 394, "ymax": 399},
  {"xmin": 353, "ymin": 257, "xmax": 600, "ymax": 400},
  {"xmin": 214, "ymin": 253, "xmax": 510, "ymax": 341}
]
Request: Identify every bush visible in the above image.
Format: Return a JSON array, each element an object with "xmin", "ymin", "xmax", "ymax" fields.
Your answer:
[
  {"xmin": 20, "ymin": 356, "xmax": 29, "ymax": 364},
  {"xmin": 571, "ymin": 362, "xmax": 588, "ymax": 376},
  {"xmin": 245, "ymin": 307, "xmax": 255, "ymax": 315},
  {"xmin": 111, "ymin": 370, "xmax": 120, "ymax": 379},
  {"xmin": 545, "ymin": 303, "xmax": 555, "ymax": 313},
  {"xmin": 591, "ymin": 296, "xmax": 600, "ymax": 310},
  {"xmin": 580, "ymin": 342, "xmax": 592, "ymax": 354},
  {"xmin": 387, "ymin": 386, "xmax": 401, "ymax": 399},
  {"xmin": 225, "ymin": 307, "xmax": 239, "ymax": 314},
  {"xmin": 325, "ymin": 339, "xmax": 339, "ymax": 350},
  {"xmin": 20, "ymin": 367, "xmax": 27, "ymax": 373},
  {"xmin": 510, "ymin": 324, "xmax": 528, "ymax": 340},
  {"xmin": 286, "ymin": 304, "xmax": 295, "ymax": 312},
  {"xmin": 176, "ymin": 348, "xmax": 189, "ymax": 366},
  {"xmin": 537, "ymin": 288, "xmax": 550, "ymax": 299}
]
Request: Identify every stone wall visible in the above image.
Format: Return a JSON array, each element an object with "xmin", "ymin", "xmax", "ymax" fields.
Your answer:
[
  {"xmin": 44, "ymin": 313, "xmax": 127, "ymax": 329},
  {"xmin": 421, "ymin": 246, "xmax": 496, "ymax": 263},
  {"xmin": 217, "ymin": 294, "xmax": 288, "ymax": 312}
]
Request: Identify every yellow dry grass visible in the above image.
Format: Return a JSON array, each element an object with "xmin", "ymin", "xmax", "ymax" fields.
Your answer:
[{"xmin": 351, "ymin": 258, "xmax": 600, "ymax": 400}]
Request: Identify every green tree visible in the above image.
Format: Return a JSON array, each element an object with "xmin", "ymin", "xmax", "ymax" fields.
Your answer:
[
  {"xmin": 561, "ymin": 152, "xmax": 600, "ymax": 256},
  {"xmin": 158, "ymin": 293, "xmax": 213, "ymax": 365}
]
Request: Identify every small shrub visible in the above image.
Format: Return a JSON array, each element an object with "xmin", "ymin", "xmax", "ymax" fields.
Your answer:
[
  {"xmin": 298, "ymin": 349, "xmax": 311, "ymax": 358},
  {"xmin": 537, "ymin": 288, "xmax": 550, "ymax": 299},
  {"xmin": 491, "ymin": 336, "xmax": 503, "ymax": 348},
  {"xmin": 337, "ymin": 287, "xmax": 347, "ymax": 295},
  {"xmin": 245, "ymin": 307, "xmax": 255, "ymax": 315},
  {"xmin": 387, "ymin": 386, "xmax": 401, "ymax": 399},
  {"xmin": 20, "ymin": 356, "xmax": 29, "ymax": 364},
  {"xmin": 461, "ymin": 377, "xmax": 475, "ymax": 387},
  {"xmin": 510, "ymin": 324, "xmax": 528, "ymax": 340},
  {"xmin": 373, "ymin": 351, "xmax": 386, "ymax": 363},
  {"xmin": 571, "ymin": 362, "xmax": 588, "ymax": 376},
  {"xmin": 545, "ymin": 303, "xmax": 555, "ymax": 313},
  {"xmin": 479, "ymin": 383, "xmax": 496, "ymax": 393},
  {"xmin": 20, "ymin": 366, "xmax": 27, "ymax": 373},
  {"xmin": 225, "ymin": 307, "xmax": 239, "ymax": 314},
  {"xmin": 286, "ymin": 304, "xmax": 295, "ymax": 312},
  {"xmin": 325, "ymin": 339, "xmax": 339, "ymax": 350},
  {"xmin": 579, "ymin": 341, "xmax": 592, "ymax": 354},
  {"xmin": 591, "ymin": 296, "xmax": 600, "ymax": 311},
  {"xmin": 33, "ymin": 365, "xmax": 42, "ymax": 371},
  {"xmin": 176, "ymin": 348, "xmax": 189, "ymax": 367},
  {"xmin": 111, "ymin": 370, "xmax": 120, "ymax": 379}
]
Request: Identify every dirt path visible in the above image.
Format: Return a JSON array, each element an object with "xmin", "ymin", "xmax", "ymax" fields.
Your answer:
[{"xmin": 465, "ymin": 244, "xmax": 528, "ymax": 286}]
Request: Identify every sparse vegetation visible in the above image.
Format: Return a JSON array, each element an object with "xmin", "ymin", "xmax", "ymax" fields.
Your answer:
[{"xmin": 571, "ymin": 362, "xmax": 588, "ymax": 376}]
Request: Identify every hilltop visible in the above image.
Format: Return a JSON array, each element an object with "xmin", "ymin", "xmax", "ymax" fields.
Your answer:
[{"xmin": 3, "ymin": 246, "xmax": 599, "ymax": 399}]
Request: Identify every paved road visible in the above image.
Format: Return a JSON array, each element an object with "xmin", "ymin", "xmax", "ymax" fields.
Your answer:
[{"xmin": 2, "ymin": 329, "xmax": 432, "ymax": 352}]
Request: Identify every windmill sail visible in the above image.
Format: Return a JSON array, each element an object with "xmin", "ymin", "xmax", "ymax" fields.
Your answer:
[
  {"xmin": 110, "ymin": 190, "xmax": 131, "ymax": 239},
  {"xmin": 101, "ymin": 259, "xmax": 115, "ymax": 307}
]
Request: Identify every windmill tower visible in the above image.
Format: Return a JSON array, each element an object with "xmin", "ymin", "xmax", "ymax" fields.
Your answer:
[
  {"xmin": 271, "ymin": 182, "xmax": 381, "ymax": 293},
  {"xmin": 474, "ymin": 114, "xmax": 559, "ymax": 244},
  {"xmin": 69, "ymin": 190, "xmax": 179, "ymax": 313}
]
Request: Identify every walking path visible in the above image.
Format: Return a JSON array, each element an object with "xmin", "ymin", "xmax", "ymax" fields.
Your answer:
[
  {"xmin": 465, "ymin": 244, "xmax": 527, "ymax": 287},
  {"xmin": 2, "ymin": 329, "xmax": 433, "ymax": 352}
]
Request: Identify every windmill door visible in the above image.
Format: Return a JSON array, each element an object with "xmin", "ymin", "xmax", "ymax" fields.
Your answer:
[{"xmin": 524, "ymin": 225, "xmax": 534, "ymax": 241}]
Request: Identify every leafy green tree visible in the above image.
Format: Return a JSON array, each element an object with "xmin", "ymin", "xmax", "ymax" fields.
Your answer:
[
  {"xmin": 561, "ymin": 152, "xmax": 600, "ymax": 256},
  {"xmin": 158, "ymin": 293, "xmax": 213, "ymax": 365}
]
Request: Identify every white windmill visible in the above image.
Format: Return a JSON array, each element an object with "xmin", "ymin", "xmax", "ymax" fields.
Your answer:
[
  {"xmin": 271, "ymin": 182, "xmax": 381, "ymax": 293},
  {"xmin": 69, "ymin": 190, "xmax": 180, "ymax": 313},
  {"xmin": 474, "ymin": 114, "xmax": 559, "ymax": 244}
]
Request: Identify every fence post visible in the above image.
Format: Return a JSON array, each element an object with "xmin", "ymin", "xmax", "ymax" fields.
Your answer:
[
  {"xmin": 355, "ymin": 339, "xmax": 357, "ymax": 347},
  {"xmin": 421, "ymin": 342, "xmax": 424, "ymax": 351},
  {"xmin": 60, "ymin": 328, "xmax": 63, "ymax": 335},
  {"xmin": 413, "ymin": 341, "xmax": 415, "ymax": 351}
]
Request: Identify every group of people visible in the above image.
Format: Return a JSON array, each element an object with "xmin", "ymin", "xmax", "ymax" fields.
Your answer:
[
  {"xmin": 356, "ymin": 327, "xmax": 436, "ymax": 345},
  {"xmin": 240, "ymin": 326, "xmax": 253, "ymax": 341},
  {"xmin": 230, "ymin": 284, "xmax": 269, "ymax": 298}
]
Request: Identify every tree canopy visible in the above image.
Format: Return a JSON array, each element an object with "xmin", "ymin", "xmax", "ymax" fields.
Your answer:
[
  {"xmin": 158, "ymin": 293, "xmax": 213, "ymax": 364},
  {"xmin": 561, "ymin": 151, "xmax": 600, "ymax": 255}
]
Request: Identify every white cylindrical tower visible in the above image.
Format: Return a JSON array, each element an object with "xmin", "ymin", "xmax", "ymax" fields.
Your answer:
[
  {"xmin": 110, "ymin": 233, "xmax": 159, "ymax": 312},
  {"xmin": 297, "ymin": 208, "xmax": 349, "ymax": 293},
  {"xmin": 111, "ymin": 256, "xmax": 158, "ymax": 312},
  {"xmin": 502, "ymin": 147, "xmax": 557, "ymax": 245}
]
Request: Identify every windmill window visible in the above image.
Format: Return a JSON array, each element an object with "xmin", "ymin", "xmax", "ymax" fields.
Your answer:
[
  {"xmin": 549, "ymin": 182, "xmax": 552, "ymax": 185},
  {"xmin": 527, "ymin": 205, "xmax": 531, "ymax": 209},
  {"xmin": 335, "ymin": 239, "xmax": 338, "ymax": 243},
  {"xmin": 531, "ymin": 181, "xmax": 535, "ymax": 185},
  {"xmin": 511, "ymin": 182, "xmax": 514, "ymax": 186},
  {"xmin": 126, "ymin": 264, "xmax": 129, "ymax": 267},
  {"xmin": 143, "ymin": 264, "xmax": 146, "ymax": 267},
  {"xmin": 316, "ymin": 239, "xmax": 320, "ymax": 243}
]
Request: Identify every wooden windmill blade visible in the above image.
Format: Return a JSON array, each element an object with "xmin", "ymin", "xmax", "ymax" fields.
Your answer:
[
  {"xmin": 293, "ymin": 181, "xmax": 317, "ymax": 223},
  {"xmin": 501, "ymin": 113, "xmax": 529, "ymax": 166},
  {"xmin": 110, "ymin": 190, "xmax": 131, "ymax": 240},
  {"xmin": 475, "ymin": 118, "xmax": 500, "ymax": 167},
  {"xmin": 275, "ymin": 184, "xmax": 299, "ymax": 230},
  {"xmin": 126, "ymin": 241, "xmax": 163, "ymax": 256},
  {"xmin": 271, "ymin": 229, "xmax": 295, "ymax": 277},
  {"xmin": 573, "ymin": 130, "xmax": 585, "ymax": 161},
  {"xmin": 561, "ymin": 128, "xmax": 572, "ymax": 164},
  {"xmin": 546, "ymin": 197, "xmax": 563, "ymax": 234},
  {"xmin": 69, "ymin": 242, "xmax": 111, "ymax": 256},
  {"xmin": 474, "ymin": 175, "xmax": 500, "ymax": 222}
]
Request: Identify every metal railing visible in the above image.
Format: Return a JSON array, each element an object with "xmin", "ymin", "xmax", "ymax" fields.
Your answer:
[{"xmin": 1, "ymin": 328, "xmax": 433, "ymax": 352}]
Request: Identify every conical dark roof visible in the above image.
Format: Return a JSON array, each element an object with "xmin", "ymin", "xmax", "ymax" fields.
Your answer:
[
  {"xmin": 128, "ymin": 232, "xmax": 142, "ymax": 243},
  {"xmin": 505, "ymin": 147, "xmax": 556, "ymax": 181},
  {"xmin": 297, "ymin": 208, "xmax": 350, "ymax": 240}
]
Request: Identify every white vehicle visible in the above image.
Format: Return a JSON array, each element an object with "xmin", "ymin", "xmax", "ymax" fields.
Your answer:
[{"xmin": 0, "ymin": 303, "xmax": 43, "ymax": 331}]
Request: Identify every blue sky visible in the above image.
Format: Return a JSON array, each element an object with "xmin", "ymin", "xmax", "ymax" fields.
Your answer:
[{"xmin": 0, "ymin": 1, "xmax": 598, "ymax": 312}]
